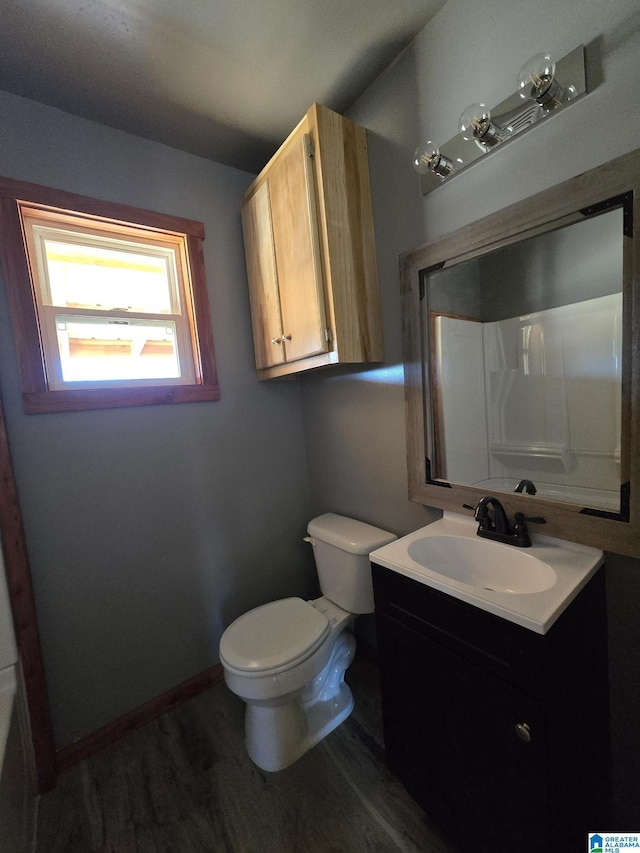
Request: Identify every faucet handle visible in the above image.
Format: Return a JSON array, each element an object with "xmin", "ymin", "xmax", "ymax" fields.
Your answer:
[
  {"xmin": 463, "ymin": 502, "xmax": 485, "ymax": 524},
  {"xmin": 514, "ymin": 512, "xmax": 546, "ymax": 524}
]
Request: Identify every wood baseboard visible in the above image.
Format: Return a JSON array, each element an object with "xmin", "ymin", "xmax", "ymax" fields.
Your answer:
[
  {"xmin": 56, "ymin": 640, "xmax": 376, "ymax": 775},
  {"xmin": 56, "ymin": 664, "xmax": 224, "ymax": 773}
]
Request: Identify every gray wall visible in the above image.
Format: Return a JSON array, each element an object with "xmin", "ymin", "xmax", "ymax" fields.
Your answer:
[
  {"xmin": 301, "ymin": 0, "xmax": 640, "ymax": 825},
  {"xmin": 0, "ymin": 90, "xmax": 317, "ymax": 748},
  {"xmin": 427, "ymin": 260, "xmax": 482, "ymax": 319},
  {"xmin": 479, "ymin": 208, "xmax": 623, "ymax": 320}
]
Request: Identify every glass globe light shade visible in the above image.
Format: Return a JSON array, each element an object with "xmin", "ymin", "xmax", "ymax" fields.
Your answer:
[
  {"xmin": 413, "ymin": 142, "xmax": 454, "ymax": 178},
  {"xmin": 413, "ymin": 142, "xmax": 440, "ymax": 174},
  {"xmin": 517, "ymin": 53, "xmax": 556, "ymax": 100},
  {"xmin": 458, "ymin": 103, "xmax": 492, "ymax": 141}
]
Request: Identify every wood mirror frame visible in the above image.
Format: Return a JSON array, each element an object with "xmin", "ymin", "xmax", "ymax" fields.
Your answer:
[{"xmin": 401, "ymin": 147, "xmax": 640, "ymax": 557}]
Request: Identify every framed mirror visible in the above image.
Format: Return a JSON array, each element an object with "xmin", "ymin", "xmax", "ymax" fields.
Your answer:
[{"xmin": 402, "ymin": 148, "xmax": 640, "ymax": 557}]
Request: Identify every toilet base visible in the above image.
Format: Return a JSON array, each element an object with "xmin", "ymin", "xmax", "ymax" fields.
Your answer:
[{"xmin": 244, "ymin": 630, "xmax": 356, "ymax": 772}]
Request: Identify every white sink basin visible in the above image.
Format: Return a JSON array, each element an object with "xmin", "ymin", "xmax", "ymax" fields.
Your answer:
[
  {"xmin": 406, "ymin": 535, "xmax": 557, "ymax": 594},
  {"xmin": 370, "ymin": 512, "xmax": 603, "ymax": 633}
]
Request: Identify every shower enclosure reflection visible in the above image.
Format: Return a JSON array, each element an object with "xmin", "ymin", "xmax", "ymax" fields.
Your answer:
[{"xmin": 426, "ymin": 206, "xmax": 624, "ymax": 512}]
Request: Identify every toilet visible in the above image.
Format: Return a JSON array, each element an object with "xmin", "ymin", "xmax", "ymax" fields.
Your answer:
[{"xmin": 219, "ymin": 513, "xmax": 396, "ymax": 772}]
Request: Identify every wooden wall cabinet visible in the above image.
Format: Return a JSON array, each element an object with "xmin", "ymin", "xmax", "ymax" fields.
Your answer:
[
  {"xmin": 372, "ymin": 564, "xmax": 611, "ymax": 853},
  {"xmin": 241, "ymin": 104, "xmax": 383, "ymax": 379}
]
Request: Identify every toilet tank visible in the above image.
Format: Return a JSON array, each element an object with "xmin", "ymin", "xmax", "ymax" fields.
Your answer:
[{"xmin": 306, "ymin": 513, "xmax": 396, "ymax": 614}]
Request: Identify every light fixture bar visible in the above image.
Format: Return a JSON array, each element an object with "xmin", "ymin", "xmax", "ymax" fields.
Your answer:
[{"xmin": 417, "ymin": 45, "xmax": 587, "ymax": 196}]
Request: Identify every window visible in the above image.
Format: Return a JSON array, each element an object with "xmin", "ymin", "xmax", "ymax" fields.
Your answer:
[{"xmin": 0, "ymin": 176, "xmax": 219, "ymax": 412}]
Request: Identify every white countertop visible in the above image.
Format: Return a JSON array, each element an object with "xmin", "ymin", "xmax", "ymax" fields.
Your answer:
[{"xmin": 370, "ymin": 512, "xmax": 604, "ymax": 634}]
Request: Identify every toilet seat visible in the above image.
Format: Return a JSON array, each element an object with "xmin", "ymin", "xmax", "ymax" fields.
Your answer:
[{"xmin": 220, "ymin": 597, "xmax": 330, "ymax": 675}]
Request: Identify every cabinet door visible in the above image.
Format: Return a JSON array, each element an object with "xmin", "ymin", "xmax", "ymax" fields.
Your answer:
[
  {"xmin": 269, "ymin": 133, "xmax": 329, "ymax": 363},
  {"xmin": 377, "ymin": 612, "xmax": 548, "ymax": 853},
  {"xmin": 241, "ymin": 183, "xmax": 285, "ymax": 369}
]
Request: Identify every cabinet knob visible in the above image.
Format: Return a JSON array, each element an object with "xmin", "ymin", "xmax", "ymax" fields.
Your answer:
[
  {"xmin": 271, "ymin": 338, "xmax": 283, "ymax": 345},
  {"xmin": 514, "ymin": 722, "xmax": 531, "ymax": 743},
  {"xmin": 281, "ymin": 334, "xmax": 292, "ymax": 341}
]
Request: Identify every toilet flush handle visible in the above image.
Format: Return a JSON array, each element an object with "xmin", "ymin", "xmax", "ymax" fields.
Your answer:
[{"xmin": 303, "ymin": 536, "xmax": 316, "ymax": 546}]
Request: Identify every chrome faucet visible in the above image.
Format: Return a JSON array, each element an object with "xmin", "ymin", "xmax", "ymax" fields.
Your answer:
[
  {"xmin": 514, "ymin": 479, "xmax": 537, "ymax": 495},
  {"xmin": 464, "ymin": 496, "xmax": 546, "ymax": 548}
]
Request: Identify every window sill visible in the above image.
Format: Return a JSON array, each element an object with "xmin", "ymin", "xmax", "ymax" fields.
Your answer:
[{"xmin": 22, "ymin": 383, "xmax": 220, "ymax": 414}]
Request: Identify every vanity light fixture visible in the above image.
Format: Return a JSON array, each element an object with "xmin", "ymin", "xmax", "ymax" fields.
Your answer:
[{"xmin": 415, "ymin": 45, "xmax": 586, "ymax": 195}]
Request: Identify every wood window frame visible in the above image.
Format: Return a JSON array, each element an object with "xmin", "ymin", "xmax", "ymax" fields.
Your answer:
[{"xmin": 0, "ymin": 176, "xmax": 220, "ymax": 413}]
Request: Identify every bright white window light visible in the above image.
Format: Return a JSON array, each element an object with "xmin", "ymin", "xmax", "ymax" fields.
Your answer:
[
  {"xmin": 55, "ymin": 316, "xmax": 180, "ymax": 383},
  {"xmin": 44, "ymin": 239, "xmax": 175, "ymax": 314}
]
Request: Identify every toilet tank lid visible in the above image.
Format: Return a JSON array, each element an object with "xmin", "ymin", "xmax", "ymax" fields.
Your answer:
[{"xmin": 307, "ymin": 513, "xmax": 397, "ymax": 555}]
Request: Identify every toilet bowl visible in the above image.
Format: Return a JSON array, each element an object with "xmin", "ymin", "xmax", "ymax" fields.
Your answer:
[{"xmin": 219, "ymin": 513, "xmax": 396, "ymax": 771}]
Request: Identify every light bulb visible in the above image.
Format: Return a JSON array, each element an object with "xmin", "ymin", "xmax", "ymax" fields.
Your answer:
[
  {"xmin": 517, "ymin": 52, "xmax": 569, "ymax": 110},
  {"xmin": 413, "ymin": 143, "xmax": 438, "ymax": 174},
  {"xmin": 413, "ymin": 142, "xmax": 454, "ymax": 178},
  {"xmin": 458, "ymin": 103, "xmax": 502, "ymax": 149}
]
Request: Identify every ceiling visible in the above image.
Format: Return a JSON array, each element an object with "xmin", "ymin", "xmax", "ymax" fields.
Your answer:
[{"xmin": 0, "ymin": 0, "xmax": 445, "ymax": 174}]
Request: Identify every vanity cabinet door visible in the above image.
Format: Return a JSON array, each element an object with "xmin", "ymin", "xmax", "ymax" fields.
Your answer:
[{"xmin": 377, "ymin": 611, "xmax": 547, "ymax": 853}]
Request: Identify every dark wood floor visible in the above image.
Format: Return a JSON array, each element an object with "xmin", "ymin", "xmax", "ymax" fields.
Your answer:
[{"xmin": 36, "ymin": 653, "xmax": 461, "ymax": 852}]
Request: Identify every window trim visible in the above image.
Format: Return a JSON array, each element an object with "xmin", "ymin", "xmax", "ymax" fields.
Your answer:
[
  {"xmin": 21, "ymin": 208, "xmax": 198, "ymax": 390},
  {"xmin": 0, "ymin": 175, "xmax": 219, "ymax": 413}
]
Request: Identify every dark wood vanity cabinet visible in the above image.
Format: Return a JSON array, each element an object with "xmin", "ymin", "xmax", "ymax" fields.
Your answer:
[{"xmin": 372, "ymin": 564, "xmax": 611, "ymax": 853}]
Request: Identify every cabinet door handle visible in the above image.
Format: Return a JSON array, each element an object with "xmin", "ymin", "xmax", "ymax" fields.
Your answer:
[
  {"xmin": 271, "ymin": 338, "xmax": 283, "ymax": 345},
  {"xmin": 281, "ymin": 334, "xmax": 292, "ymax": 341},
  {"xmin": 514, "ymin": 722, "xmax": 531, "ymax": 743}
]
